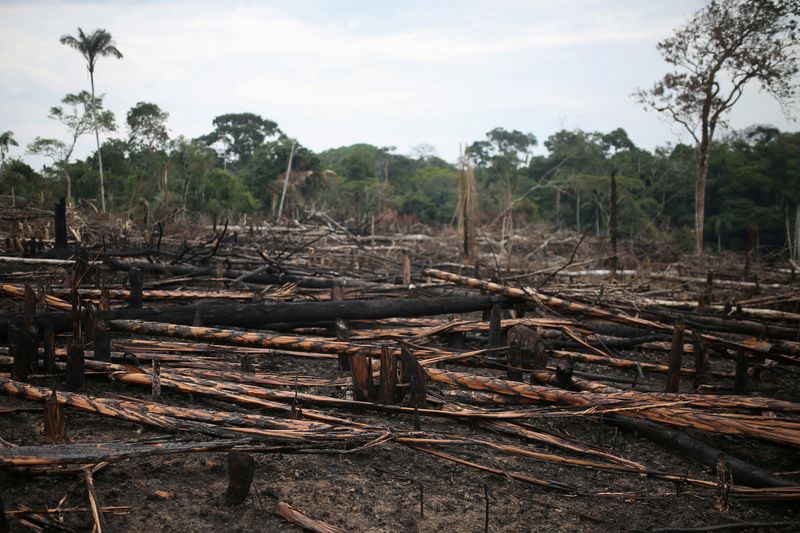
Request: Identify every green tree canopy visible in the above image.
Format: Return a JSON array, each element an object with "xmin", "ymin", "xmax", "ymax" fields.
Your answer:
[
  {"xmin": 127, "ymin": 102, "xmax": 170, "ymax": 152},
  {"xmin": 197, "ymin": 113, "xmax": 280, "ymax": 166}
]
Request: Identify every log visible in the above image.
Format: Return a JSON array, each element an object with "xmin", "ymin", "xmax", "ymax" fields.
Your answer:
[
  {"xmin": 422, "ymin": 268, "xmax": 798, "ymax": 365},
  {"xmin": 0, "ymin": 438, "xmax": 251, "ymax": 466},
  {"xmin": 104, "ymin": 258, "xmax": 379, "ymax": 289},
  {"xmin": 0, "ymin": 295, "xmax": 515, "ymax": 336},
  {"xmin": 1, "ymin": 378, "xmax": 381, "ymax": 445},
  {"xmin": 606, "ymin": 415, "xmax": 796, "ymax": 489},
  {"xmin": 425, "ymin": 368, "xmax": 800, "ymax": 446}
]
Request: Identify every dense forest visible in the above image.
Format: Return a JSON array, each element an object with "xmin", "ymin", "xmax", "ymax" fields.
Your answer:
[{"xmin": 2, "ymin": 112, "xmax": 799, "ymax": 255}]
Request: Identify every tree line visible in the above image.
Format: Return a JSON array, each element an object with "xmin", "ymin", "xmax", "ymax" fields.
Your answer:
[
  {"xmin": 1, "ymin": 0, "xmax": 799, "ymax": 258},
  {"xmin": 3, "ymin": 111, "xmax": 799, "ymax": 255}
]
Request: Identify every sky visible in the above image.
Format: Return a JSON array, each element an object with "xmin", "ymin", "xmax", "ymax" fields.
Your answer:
[{"xmin": 1, "ymin": 0, "xmax": 798, "ymax": 170}]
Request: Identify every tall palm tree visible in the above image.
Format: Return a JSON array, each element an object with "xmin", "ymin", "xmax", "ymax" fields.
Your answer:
[
  {"xmin": 0, "ymin": 130, "xmax": 19, "ymax": 167},
  {"xmin": 60, "ymin": 28, "xmax": 123, "ymax": 212}
]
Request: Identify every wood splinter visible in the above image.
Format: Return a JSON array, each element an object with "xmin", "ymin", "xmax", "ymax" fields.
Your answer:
[
  {"xmin": 44, "ymin": 389, "xmax": 66, "ymax": 444},
  {"xmin": 275, "ymin": 501, "xmax": 347, "ymax": 533}
]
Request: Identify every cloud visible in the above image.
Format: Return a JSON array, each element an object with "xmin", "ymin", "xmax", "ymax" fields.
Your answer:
[{"xmin": 0, "ymin": 0, "xmax": 795, "ymax": 169}]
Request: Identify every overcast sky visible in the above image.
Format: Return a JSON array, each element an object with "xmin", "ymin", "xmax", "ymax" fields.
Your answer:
[{"xmin": 1, "ymin": 0, "xmax": 798, "ymax": 169}]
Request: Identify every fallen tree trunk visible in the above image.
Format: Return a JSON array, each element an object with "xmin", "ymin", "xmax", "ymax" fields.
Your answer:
[
  {"xmin": 104, "ymin": 258, "xmax": 379, "ymax": 289},
  {"xmin": 0, "ymin": 295, "xmax": 514, "ymax": 336},
  {"xmin": 425, "ymin": 368, "xmax": 800, "ymax": 446},
  {"xmin": 0, "ymin": 438, "xmax": 251, "ymax": 466},
  {"xmin": 606, "ymin": 415, "xmax": 797, "ymax": 489},
  {"xmin": 422, "ymin": 269, "xmax": 799, "ymax": 365}
]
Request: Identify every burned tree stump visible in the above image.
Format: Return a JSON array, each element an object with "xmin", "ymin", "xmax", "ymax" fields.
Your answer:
[
  {"xmin": 487, "ymin": 304, "xmax": 504, "ymax": 349},
  {"xmin": 65, "ymin": 340, "xmax": 85, "ymax": 392},
  {"xmin": 400, "ymin": 347, "xmax": 427, "ymax": 409},
  {"xmin": 223, "ymin": 451, "xmax": 254, "ymax": 505},
  {"xmin": 507, "ymin": 325, "xmax": 547, "ymax": 372},
  {"xmin": 94, "ymin": 321, "xmax": 111, "ymax": 362},
  {"xmin": 506, "ymin": 341, "xmax": 524, "ymax": 382},
  {"xmin": 129, "ymin": 268, "xmax": 143, "ymax": 309},
  {"xmin": 350, "ymin": 352, "xmax": 375, "ymax": 401},
  {"xmin": 556, "ymin": 361, "xmax": 575, "ymax": 390},
  {"xmin": 379, "ymin": 344, "xmax": 398, "ymax": 404}
]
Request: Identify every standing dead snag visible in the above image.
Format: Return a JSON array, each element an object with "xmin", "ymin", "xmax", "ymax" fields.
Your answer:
[
  {"xmin": 609, "ymin": 170, "xmax": 618, "ymax": 279},
  {"xmin": 54, "ymin": 197, "xmax": 67, "ymax": 252},
  {"xmin": 224, "ymin": 451, "xmax": 255, "ymax": 505},
  {"xmin": 457, "ymin": 148, "xmax": 477, "ymax": 259}
]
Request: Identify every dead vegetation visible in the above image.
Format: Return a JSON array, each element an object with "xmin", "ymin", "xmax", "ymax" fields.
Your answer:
[{"xmin": 1, "ymin": 200, "xmax": 800, "ymax": 532}]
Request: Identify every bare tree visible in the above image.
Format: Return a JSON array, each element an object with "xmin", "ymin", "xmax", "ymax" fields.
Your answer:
[{"xmin": 634, "ymin": 0, "xmax": 800, "ymax": 253}]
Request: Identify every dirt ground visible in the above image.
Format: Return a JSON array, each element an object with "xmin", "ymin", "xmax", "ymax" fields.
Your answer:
[{"xmin": 3, "ymin": 338, "xmax": 799, "ymax": 532}]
